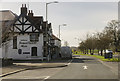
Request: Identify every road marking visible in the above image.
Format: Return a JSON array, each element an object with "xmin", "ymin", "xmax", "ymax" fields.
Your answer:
[
  {"xmin": 68, "ymin": 60, "xmax": 72, "ymax": 65},
  {"xmin": 44, "ymin": 76, "xmax": 50, "ymax": 79},
  {"xmin": 65, "ymin": 59, "xmax": 72, "ymax": 66},
  {"xmin": 83, "ymin": 65, "xmax": 88, "ymax": 70},
  {"xmin": 2, "ymin": 76, "xmax": 50, "ymax": 79},
  {"xmin": 66, "ymin": 59, "xmax": 73, "ymax": 66}
]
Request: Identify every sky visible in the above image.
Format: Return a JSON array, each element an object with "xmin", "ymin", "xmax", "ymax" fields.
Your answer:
[{"xmin": 0, "ymin": 1, "xmax": 118, "ymax": 47}]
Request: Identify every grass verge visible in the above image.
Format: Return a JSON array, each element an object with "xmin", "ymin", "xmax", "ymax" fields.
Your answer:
[{"xmin": 73, "ymin": 53, "xmax": 120, "ymax": 62}]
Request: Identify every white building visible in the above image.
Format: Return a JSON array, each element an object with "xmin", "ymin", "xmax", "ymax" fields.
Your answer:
[
  {"xmin": 0, "ymin": 10, "xmax": 17, "ymax": 59},
  {"xmin": 1, "ymin": 4, "xmax": 61, "ymax": 60},
  {"xmin": 2, "ymin": 5, "xmax": 45, "ymax": 60}
]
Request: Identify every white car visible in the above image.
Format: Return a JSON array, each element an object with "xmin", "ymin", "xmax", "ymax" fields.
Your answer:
[
  {"xmin": 105, "ymin": 50, "xmax": 113, "ymax": 54},
  {"xmin": 99, "ymin": 50, "xmax": 113, "ymax": 54}
]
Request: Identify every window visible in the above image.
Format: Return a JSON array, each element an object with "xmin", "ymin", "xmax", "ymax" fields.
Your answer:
[
  {"xmin": 13, "ymin": 36, "xmax": 17, "ymax": 49},
  {"xmin": 30, "ymin": 34, "xmax": 39, "ymax": 42}
]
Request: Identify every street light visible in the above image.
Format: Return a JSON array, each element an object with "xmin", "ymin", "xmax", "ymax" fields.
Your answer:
[
  {"xmin": 46, "ymin": 1, "xmax": 59, "ymax": 21},
  {"xmin": 45, "ymin": 1, "xmax": 58, "ymax": 61},
  {"xmin": 59, "ymin": 24, "xmax": 67, "ymax": 39}
]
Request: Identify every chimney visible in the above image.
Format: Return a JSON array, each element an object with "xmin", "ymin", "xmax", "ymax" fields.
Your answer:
[
  {"xmin": 28, "ymin": 10, "xmax": 33, "ymax": 17},
  {"xmin": 21, "ymin": 4, "xmax": 27, "ymax": 15}
]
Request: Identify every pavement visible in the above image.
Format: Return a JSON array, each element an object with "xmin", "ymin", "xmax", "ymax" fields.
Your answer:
[{"xmin": 1, "ymin": 59, "xmax": 71, "ymax": 77}]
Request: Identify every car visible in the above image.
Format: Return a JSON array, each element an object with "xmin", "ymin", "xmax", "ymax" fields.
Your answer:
[
  {"xmin": 104, "ymin": 49, "xmax": 113, "ymax": 59},
  {"xmin": 105, "ymin": 49, "xmax": 113, "ymax": 53},
  {"xmin": 99, "ymin": 49, "xmax": 113, "ymax": 54}
]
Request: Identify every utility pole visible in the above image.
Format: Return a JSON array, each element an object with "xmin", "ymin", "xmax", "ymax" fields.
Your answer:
[{"xmin": 58, "ymin": 24, "xmax": 67, "ymax": 39}]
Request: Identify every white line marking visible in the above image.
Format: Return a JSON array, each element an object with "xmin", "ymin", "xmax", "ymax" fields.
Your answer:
[
  {"xmin": 66, "ymin": 59, "xmax": 73, "ymax": 66},
  {"xmin": 44, "ymin": 76, "xmax": 50, "ymax": 80},
  {"xmin": 67, "ymin": 62, "xmax": 71, "ymax": 65},
  {"xmin": 2, "ymin": 76, "xmax": 50, "ymax": 79},
  {"xmin": 83, "ymin": 65, "xmax": 88, "ymax": 70},
  {"xmin": 68, "ymin": 59, "xmax": 72, "ymax": 64}
]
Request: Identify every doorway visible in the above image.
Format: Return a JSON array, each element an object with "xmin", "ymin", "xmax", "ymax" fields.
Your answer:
[{"xmin": 31, "ymin": 47, "xmax": 37, "ymax": 56}]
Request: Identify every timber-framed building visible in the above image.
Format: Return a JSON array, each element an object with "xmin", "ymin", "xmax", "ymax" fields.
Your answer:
[{"xmin": 1, "ymin": 4, "xmax": 61, "ymax": 60}]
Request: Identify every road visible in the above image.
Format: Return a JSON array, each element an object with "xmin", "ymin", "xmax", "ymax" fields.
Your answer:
[{"xmin": 1, "ymin": 55, "xmax": 118, "ymax": 81}]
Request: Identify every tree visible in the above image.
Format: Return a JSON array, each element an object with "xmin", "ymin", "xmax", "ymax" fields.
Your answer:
[
  {"xmin": 105, "ymin": 20, "xmax": 119, "ymax": 52},
  {"xmin": 64, "ymin": 41, "xmax": 69, "ymax": 46},
  {"xmin": 78, "ymin": 41, "xmax": 86, "ymax": 54},
  {"xmin": 78, "ymin": 20, "xmax": 120, "ymax": 55}
]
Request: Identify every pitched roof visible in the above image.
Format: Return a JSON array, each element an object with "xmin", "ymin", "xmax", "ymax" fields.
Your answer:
[
  {"xmin": 28, "ymin": 16, "xmax": 43, "ymax": 29},
  {"xmin": 26, "ymin": 16, "xmax": 43, "ymax": 32},
  {"xmin": 52, "ymin": 34, "xmax": 61, "ymax": 41},
  {"xmin": 0, "ymin": 10, "xmax": 17, "ymax": 42},
  {"xmin": 0, "ymin": 10, "xmax": 17, "ymax": 21},
  {"xmin": 0, "ymin": 10, "xmax": 17, "ymax": 33}
]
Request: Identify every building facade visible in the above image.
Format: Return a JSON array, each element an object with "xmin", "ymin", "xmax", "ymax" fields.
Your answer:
[
  {"xmin": 1, "ymin": 4, "xmax": 61, "ymax": 60},
  {"xmin": 0, "ymin": 10, "xmax": 17, "ymax": 59},
  {"xmin": 51, "ymin": 35, "xmax": 61, "ymax": 59}
]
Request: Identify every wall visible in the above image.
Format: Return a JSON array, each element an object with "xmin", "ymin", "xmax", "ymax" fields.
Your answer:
[
  {"xmin": 52, "ymin": 40, "xmax": 61, "ymax": 59},
  {"xmin": 55, "ymin": 40, "xmax": 61, "ymax": 47},
  {"xmin": 2, "ymin": 33, "xmax": 43, "ymax": 60}
]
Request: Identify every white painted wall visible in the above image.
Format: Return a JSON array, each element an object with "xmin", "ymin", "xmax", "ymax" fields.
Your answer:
[
  {"xmin": 2, "ymin": 33, "xmax": 44, "ymax": 60},
  {"xmin": 2, "ymin": 40, "xmax": 15, "ymax": 59},
  {"xmin": 55, "ymin": 40, "xmax": 61, "ymax": 47}
]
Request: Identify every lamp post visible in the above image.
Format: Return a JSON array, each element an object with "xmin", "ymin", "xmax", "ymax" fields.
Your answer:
[
  {"xmin": 46, "ymin": 1, "xmax": 58, "ymax": 21},
  {"xmin": 59, "ymin": 24, "xmax": 67, "ymax": 39},
  {"xmin": 45, "ymin": 1, "xmax": 58, "ymax": 61}
]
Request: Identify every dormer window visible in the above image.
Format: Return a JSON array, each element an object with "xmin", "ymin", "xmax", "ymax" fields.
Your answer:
[{"xmin": 30, "ymin": 34, "xmax": 39, "ymax": 42}]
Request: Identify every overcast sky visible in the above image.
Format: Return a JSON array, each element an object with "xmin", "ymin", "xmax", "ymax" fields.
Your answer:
[{"xmin": 0, "ymin": 1, "xmax": 118, "ymax": 47}]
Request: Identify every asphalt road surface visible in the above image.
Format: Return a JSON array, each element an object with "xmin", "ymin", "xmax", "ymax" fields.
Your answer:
[{"xmin": 1, "ymin": 55, "xmax": 119, "ymax": 81}]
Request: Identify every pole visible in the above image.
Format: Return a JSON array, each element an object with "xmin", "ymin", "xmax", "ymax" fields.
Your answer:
[
  {"xmin": 46, "ymin": 1, "xmax": 59, "ymax": 21},
  {"xmin": 59, "ymin": 25, "xmax": 60, "ymax": 39},
  {"xmin": 45, "ymin": 2, "xmax": 58, "ymax": 61},
  {"xmin": 27, "ymin": 0, "xmax": 29, "ymax": 12},
  {"xmin": 46, "ymin": 3, "xmax": 48, "ymax": 21}
]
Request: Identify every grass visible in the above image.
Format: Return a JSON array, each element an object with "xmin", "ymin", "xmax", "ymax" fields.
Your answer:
[
  {"xmin": 72, "ymin": 49, "xmax": 119, "ymax": 55},
  {"xmin": 73, "ymin": 52, "xmax": 120, "ymax": 62}
]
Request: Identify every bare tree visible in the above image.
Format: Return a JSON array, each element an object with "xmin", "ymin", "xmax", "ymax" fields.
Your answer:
[
  {"xmin": 78, "ymin": 20, "xmax": 120, "ymax": 55},
  {"xmin": 64, "ymin": 41, "xmax": 69, "ymax": 46}
]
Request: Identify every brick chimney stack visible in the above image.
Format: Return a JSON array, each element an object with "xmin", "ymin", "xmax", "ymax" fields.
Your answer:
[
  {"xmin": 21, "ymin": 4, "xmax": 27, "ymax": 15},
  {"xmin": 28, "ymin": 10, "xmax": 34, "ymax": 17}
]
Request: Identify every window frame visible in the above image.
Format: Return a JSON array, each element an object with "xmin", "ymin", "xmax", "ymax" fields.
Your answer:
[
  {"xmin": 30, "ymin": 33, "xmax": 39, "ymax": 42},
  {"xmin": 13, "ymin": 36, "xmax": 17, "ymax": 49}
]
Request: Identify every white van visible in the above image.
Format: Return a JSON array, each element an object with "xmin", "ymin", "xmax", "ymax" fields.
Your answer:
[{"xmin": 60, "ymin": 46, "xmax": 72, "ymax": 59}]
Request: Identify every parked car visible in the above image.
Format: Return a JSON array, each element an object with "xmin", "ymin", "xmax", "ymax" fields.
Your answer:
[
  {"xmin": 104, "ymin": 49, "xmax": 113, "ymax": 59},
  {"xmin": 99, "ymin": 50, "xmax": 113, "ymax": 54},
  {"xmin": 105, "ymin": 50, "xmax": 113, "ymax": 53},
  {"xmin": 60, "ymin": 46, "xmax": 72, "ymax": 59}
]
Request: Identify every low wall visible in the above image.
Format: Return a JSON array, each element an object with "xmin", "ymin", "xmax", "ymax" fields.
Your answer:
[{"xmin": 1, "ymin": 58, "xmax": 13, "ymax": 67}]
